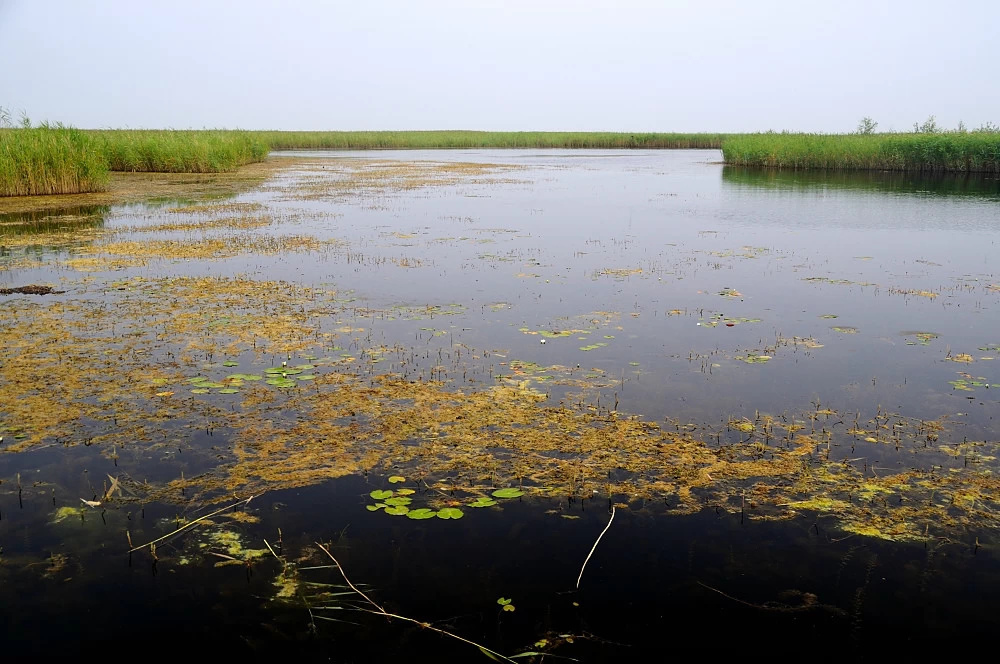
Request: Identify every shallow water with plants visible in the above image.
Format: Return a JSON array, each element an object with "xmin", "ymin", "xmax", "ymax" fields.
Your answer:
[{"xmin": 2, "ymin": 150, "xmax": 999, "ymax": 660}]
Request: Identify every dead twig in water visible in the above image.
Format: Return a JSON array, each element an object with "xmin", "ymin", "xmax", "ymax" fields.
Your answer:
[
  {"xmin": 128, "ymin": 495, "xmax": 256, "ymax": 553},
  {"xmin": 577, "ymin": 505, "xmax": 616, "ymax": 589},
  {"xmin": 315, "ymin": 541, "xmax": 517, "ymax": 663}
]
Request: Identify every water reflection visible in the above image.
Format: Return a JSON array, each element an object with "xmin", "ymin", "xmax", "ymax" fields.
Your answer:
[
  {"xmin": 723, "ymin": 165, "xmax": 1000, "ymax": 199},
  {"xmin": 0, "ymin": 204, "xmax": 108, "ymax": 236}
]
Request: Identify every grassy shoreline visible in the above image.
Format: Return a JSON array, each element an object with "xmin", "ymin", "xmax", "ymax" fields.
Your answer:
[
  {"xmin": 261, "ymin": 130, "xmax": 727, "ymax": 150},
  {"xmin": 3, "ymin": 128, "xmax": 999, "ymax": 198},
  {"xmin": 722, "ymin": 132, "xmax": 1000, "ymax": 173}
]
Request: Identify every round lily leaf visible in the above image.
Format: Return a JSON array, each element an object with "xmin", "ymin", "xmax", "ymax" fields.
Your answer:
[
  {"xmin": 469, "ymin": 497, "xmax": 497, "ymax": 508},
  {"xmin": 366, "ymin": 503, "xmax": 386, "ymax": 511},
  {"xmin": 190, "ymin": 388, "xmax": 210, "ymax": 394},
  {"xmin": 492, "ymin": 488, "xmax": 524, "ymax": 499},
  {"xmin": 370, "ymin": 489, "xmax": 393, "ymax": 500},
  {"xmin": 406, "ymin": 508, "xmax": 436, "ymax": 520},
  {"xmin": 396, "ymin": 488, "xmax": 416, "ymax": 496},
  {"xmin": 222, "ymin": 360, "xmax": 239, "ymax": 367},
  {"xmin": 385, "ymin": 505, "xmax": 410, "ymax": 516},
  {"xmin": 436, "ymin": 507, "xmax": 464, "ymax": 519},
  {"xmin": 388, "ymin": 475, "xmax": 406, "ymax": 484},
  {"xmin": 384, "ymin": 496, "xmax": 412, "ymax": 507},
  {"xmin": 217, "ymin": 388, "xmax": 240, "ymax": 394}
]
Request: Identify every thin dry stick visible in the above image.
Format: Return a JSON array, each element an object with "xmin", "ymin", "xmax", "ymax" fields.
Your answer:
[
  {"xmin": 576, "ymin": 505, "xmax": 616, "ymax": 589},
  {"xmin": 128, "ymin": 495, "xmax": 256, "ymax": 553},
  {"xmin": 315, "ymin": 542, "xmax": 516, "ymax": 663}
]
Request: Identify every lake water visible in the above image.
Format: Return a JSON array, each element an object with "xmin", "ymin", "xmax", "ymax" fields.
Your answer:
[{"xmin": 2, "ymin": 150, "xmax": 1000, "ymax": 660}]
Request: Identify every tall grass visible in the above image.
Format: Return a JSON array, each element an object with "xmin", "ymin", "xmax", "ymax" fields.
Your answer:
[
  {"xmin": 721, "ymin": 132, "xmax": 1000, "ymax": 173},
  {"xmin": 260, "ymin": 130, "xmax": 727, "ymax": 150},
  {"xmin": 96, "ymin": 130, "xmax": 270, "ymax": 173},
  {"xmin": 0, "ymin": 127, "xmax": 109, "ymax": 196}
]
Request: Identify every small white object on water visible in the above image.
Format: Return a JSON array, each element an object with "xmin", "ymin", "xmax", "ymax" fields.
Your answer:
[
  {"xmin": 540, "ymin": 339, "xmax": 546, "ymax": 344},
  {"xmin": 696, "ymin": 322, "xmax": 701, "ymax": 326}
]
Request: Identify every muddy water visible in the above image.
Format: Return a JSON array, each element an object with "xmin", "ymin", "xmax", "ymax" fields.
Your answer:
[{"xmin": 1, "ymin": 150, "xmax": 999, "ymax": 660}]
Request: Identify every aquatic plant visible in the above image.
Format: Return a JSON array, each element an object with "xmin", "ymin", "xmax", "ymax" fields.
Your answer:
[
  {"xmin": 721, "ymin": 132, "xmax": 1000, "ymax": 173},
  {"xmin": 95, "ymin": 129, "xmax": 269, "ymax": 173},
  {"xmin": 0, "ymin": 126, "xmax": 109, "ymax": 196},
  {"xmin": 261, "ymin": 130, "xmax": 728, "ymax": 150}
]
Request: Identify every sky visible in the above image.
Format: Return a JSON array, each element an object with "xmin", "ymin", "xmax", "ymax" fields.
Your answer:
[{"xmin": 0, "ymin": 0, "xmax": 995, "ymax": 133}]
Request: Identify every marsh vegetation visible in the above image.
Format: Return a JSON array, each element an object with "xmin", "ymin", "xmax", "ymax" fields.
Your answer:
[{"xmin": 2, "ymin": 150, "xmax": 1000, "ymax": 659}]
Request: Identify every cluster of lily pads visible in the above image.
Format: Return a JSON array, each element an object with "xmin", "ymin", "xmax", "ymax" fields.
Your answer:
[
  {"xmin": 366, "ymin": 476, "xmax": 525, "ymax": 520},
  {"xmin": 176, "ymin": 362, "xmax": 320, "ymax": 394}
]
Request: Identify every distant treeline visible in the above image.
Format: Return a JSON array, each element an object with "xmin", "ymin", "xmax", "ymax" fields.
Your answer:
[{"xmin": 2, "ymin": 128, "xmax": 999, "ymax": 198}]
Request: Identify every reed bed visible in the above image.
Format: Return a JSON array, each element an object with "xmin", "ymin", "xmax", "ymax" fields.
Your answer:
[
  {"xmin": 721, "ymin": 132, "xmax": 1000, "ymax": 173},
  {"xmin": 0, "ymin": 127, "xmax": 109, "ymax": 196},
  {"xmin": 260, "ymin": 130, "xmax": 727, "ymax": 150},
  {"xmin": 95, "ymin": 130, "xmax": 270, "ymax": 173}
]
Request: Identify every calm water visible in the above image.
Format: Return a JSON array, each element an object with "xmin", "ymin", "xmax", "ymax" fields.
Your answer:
[{"xmin": 2, "ymin": 150, "xmax": 1000, "ymax": 660}]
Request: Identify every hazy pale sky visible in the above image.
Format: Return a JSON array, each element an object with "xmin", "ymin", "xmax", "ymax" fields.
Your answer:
[{"xmin": 1, "ymin": 0, "xmax": 995, "ymax": 132}]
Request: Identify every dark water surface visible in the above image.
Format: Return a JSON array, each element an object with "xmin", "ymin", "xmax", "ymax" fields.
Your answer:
[{"xmin": 2, "ymin": 150, "xmax": 1000, "ymax": 661}]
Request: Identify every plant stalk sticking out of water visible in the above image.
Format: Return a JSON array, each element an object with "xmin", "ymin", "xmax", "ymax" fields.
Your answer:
[
  {"xmin": 315, "ymin": 542, "xmax": 518, "ymax": 663},
  {"xmin": 128, "ymin": 494, "xmax": 257, "ymax": 553},
  {"xmin": 576, "ymin": 505, "xmax": 616, "ymax": 589}
]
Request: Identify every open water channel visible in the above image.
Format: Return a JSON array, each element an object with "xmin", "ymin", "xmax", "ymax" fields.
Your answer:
[{"xmin": 1, "ymin": 150, "xmax": 999, "ymax": 660}]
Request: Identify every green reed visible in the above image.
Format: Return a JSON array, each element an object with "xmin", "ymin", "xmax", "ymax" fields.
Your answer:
[
  {"xmin": 721, "ymin": 132, "xmax": 1000, "ymax": 173},
  {"xmin": 95, "ymin": 130, "xmax": 270, "ymax": 173},
  {"xmin": 260, "ymin": 130, "xmax": 727, "ymax": 150},
  {"xmin": 0, "ymin": 127, "xmax": 109, "ymax": 197}
]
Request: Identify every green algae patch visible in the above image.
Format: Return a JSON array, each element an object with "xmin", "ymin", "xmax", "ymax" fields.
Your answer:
[{"xmin": 786, "ymin": 497, "xmax": 850, "ymax": 512}]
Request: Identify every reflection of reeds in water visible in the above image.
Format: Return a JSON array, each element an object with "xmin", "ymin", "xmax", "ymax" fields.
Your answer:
[
  {"xmin": 851, "ymin": 553, "xmax": 878, "ymax": 647},
  {"xmin": 0, "ymin": 205, "xmax": 107, "ymax": 236},
  {"xmin": 722, "ymin": 164, "xmax": 1000, "ymax": 197}
]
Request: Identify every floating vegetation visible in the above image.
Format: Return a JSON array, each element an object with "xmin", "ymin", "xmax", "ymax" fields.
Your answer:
[
  {"xmin": 804, "ymin": 277, "xmax": 875, "ymax": 287},
  {"xmin": 831, "ymin": 326, "xmax": 858, "ymax": 334},
  {"xmin": 597, "ymin": 267, "xmax": 642, "ymax": 278},
  {"xmin": 700, "ymin": 313, "xmax": 762, "ymax": 328},
  {"xmin": 950, "ymin": 353, "xmax": 975, "ymax": 363},
  {"xmin": 736, "ymin": 354, "xmax": 772, "ymax": 364},
  {"xmin": 903, "ymin": 331, "xmax": 938, "ymax": 346},
  {"xmin": 949, "ymin": 373, "xmax": 990, "ymax": 391},
  {"xmin": 718, "ymin": 287, "xmax": 743, "ymax": 298},
  {"xmin": 888, "ymin": 288, "xmax": 938, "ymax": 299}
]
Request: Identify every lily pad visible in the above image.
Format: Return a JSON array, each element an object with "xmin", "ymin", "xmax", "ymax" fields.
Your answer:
[
  {"xmin": 222, "ymin": 360, "xmax": 239, "ymax": 367},
  {"xmin": 265, "ymin": 378, "xmax": 297, "ymax": 388},
  {"xmin": 737, "ymin": 354, "xmax": 772, "ymax": 364},
  {"xmin": 831, "ymin": 326, "xmax": 858, "ymax": 334},
  {"xmin": 469, "ymin": 497, "xmax": 498, "ymax": 508},
  {"xmin": 367, "ymin": 503, "xmax": 386, "ymax": 511},
  {"xmin": 370, "ymin": 489, "xmax": 393, "ymax": 500},
  {"xmin": 190, "ymin": 388, "xmax": 210, "ymax": 394},
  {"xmin": 406, "ymin": 508, "xmax": 436, "ymax": 520},
  {"xmin": 396, "ymin": 488, "xmax": 416, "ymax": 496},
  {"xmin": 384, "ymin": 496, "xmax": 412, "ymax": 507},
  {"xmin": 436, "ymin": 507, "xmax": 464, "ymax": 519},
  {"xmin": 385, "ymin": 505, "xmax": 410, "ymax": 516},
  {"xmin": 492, "ymin": 488, "xmax": 524, "ymax": 499},
  {"xmin": 388, "ymin": 475, "xmax": 406, "ymax": 484},
  {"xmin": 217, "ymin": 388, "xmax": 240, "ymax": 394}
]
